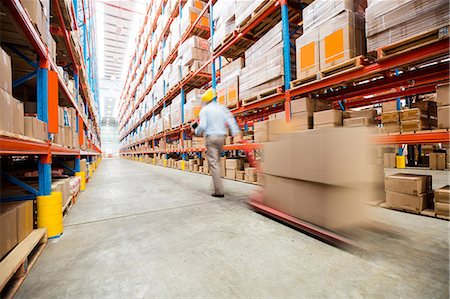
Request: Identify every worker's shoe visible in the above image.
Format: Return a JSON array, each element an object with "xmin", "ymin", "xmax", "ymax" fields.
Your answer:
[{"xmin": 211, "ymin": 193, "xmax": 225, "ymax": 198}]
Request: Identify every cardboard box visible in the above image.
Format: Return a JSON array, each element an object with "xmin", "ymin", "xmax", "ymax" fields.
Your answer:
[
  {"xmin": 236, "ymin": 171, "xmax": 244, "ymax": 181},
  {"xmin": 226, "ymin": 168, "xmax": 236, "ymax": 179},
  {"xmin": 296, "ymin": 30, "xmax": 320, "ymax": 79},
  {"xmin": 383, "ymin": 153, "xmax": 396, "ymax": 168},
  {"xmin": 429, "ymin": 153, "xmax": 446, "ymax": 170},
  {"xmin": 52, "ymin": 178, "xmax": 71, "ymax": 207},
  {"xmin": 225, "ymin": 159, "xmax": 243, "ymax": 170},
  {"xmin": 435, "ymin": 186, "xmax": 450, "ymax": 204},
  {"xmin": 318, "ymin": 10, "xmax": 365, "ymax": 70},
  {"xmin": 435, "ymin": 202, "xmax": 449, "ymax": 216},
  {"xmin": 12, "ymin": 98, "xmax": 25, "ymax": 135},
  {"xmin": 343, "ymin": 117, "xmax": 374, "ymax": 127},
  {"xmin": 436, "ymin": 83, "xmax": 450, "ymax": 106},
  {"xmin": 262, "ymin": 128, "xmax": 371, "ymax": 188},
  {"xmin": 0, "ymin": 88, "xmax": 13, "ymax": 132},
  {"xmin": 264, "ymin": 175, "xmax": 365, "ymax": 231},
  {"xmin": 313, "ymin": 110, "xmax": 342, "ymax": 126},
  {"xmin": 381, "ymin": 111, "xmax": 399, "ymax": 123},
  {"xmin": 25, "ymin": 117, "xmax": 48, "ymax": 140},
  {"xmin": 437, "ymin": 106, "xmax": 450, "ymax": 129},
  {"xmin": 3, "ymin": 201, "xmax": 34, "ymax": 243},
  {"xmin": 0, "ymin": 204, "xmax": 18, "ymax": 260},
  {"xmin": 384, "ymin": 174, "xmax": 432, "ymax": 196},
  {"xmin": 400, "ymin": 108, "xmax": 421, "ymax": 121},
  {"xmin": 382, "ymin": 101, "xmax": 397, "ymax": 112},
  {"xmin": 245, "ymin": 167, "xmax": 257, "ymax": 175},
  {"xmin": 268, "ymin": 118, "xmax": 304, "ymax": 141},
  {"xmin": 344, "ymin": 108, "xmax": 377, "ymax": 120},
  {"xmin": 386, "ymin": 191, "xmax": 428, "ymax": 212},
  {"xmin": 383, "ymin": 123, "xmax": 400, "ymax": 133},
  {"xmin": 245, "ymin": 174, "xmax": 257, "ymax": 183},
  {"xmin": 0, "ymin": 47, "xmax": 12, "ymax": 93}
]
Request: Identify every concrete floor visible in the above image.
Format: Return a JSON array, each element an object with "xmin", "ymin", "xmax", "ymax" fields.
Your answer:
[{"xmin": 16, "ymin": 159, "xmax": 449, "ymax": 298}]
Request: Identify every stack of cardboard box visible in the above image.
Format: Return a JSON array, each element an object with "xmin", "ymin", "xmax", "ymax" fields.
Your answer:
[
  {"xmin": 239, "ymin": 22, "xmax": 297, "ymax": 100},
  {"xmin": 54, "ymin": 106, "xmax": 78, "ymax": 148},
  {"xmin": 296, "ymin": 0, "xmax": 366, "ymax": 79},
  {"xmin": 381, "ymin": 109, "xmax": 400, "ymax": 133},
  {"xmin": 0, "ymin": 201, "xmax": 34, "ymax": 260},
  {"xmin": 343, "ymin": 108, "xmax": 377, "ymax": 127},
  {"xmin": 385, "ymin": 174, "xmax": 433, "ymax": 212},
  {"xmin": 262, "ymin": 128, "xmax": 370, "ymax": 232},
  {"xmin": 429, "ymin": 152, "xmax": 447, "ymax": 170},
  {"xmin": 225, "ymin": 159, "xmax": 243, "ymax": 179},
  {"xmin": 212, "ymin": 0, "xmax": 237, "ymax": 50},
  {"xmin": 52, "ymin": 178, "xmax": 71, "ymax": 208},
  {"xmin": 437, "ymin": 83, "xmax": 450, "ymax": 129},
  {"xmin": 216, "ymin": 58, "xmax": 244, "ymax": 108},
  {"xmin": 244, "ymin": 167, "xmax": 257, "ymax": 183},
  {"xmin": 313, "ymin": 109, "xmax": 343, "ymax": 129},
  {"xmin": 366, "ymin": 0, "xmax": 448, "ymax": 52},
  {"xmin": 0, "ymin": 48, "xmax": 26, "ymax": 136},
  {"xmin": 434, "ymin": 186, "xmax": 449, "ymax": 218},
  {"xmin": 183, "ymin": 89, "xmax": 203, "ymax": 123}
]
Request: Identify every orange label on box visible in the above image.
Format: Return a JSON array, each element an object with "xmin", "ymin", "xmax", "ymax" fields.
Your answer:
[
  {"xmin": 228, "ymin": 90, "xmax": 237, "ymax": 101},
  {"xmin": 324, "ymin": 29, "xmax": 345, "ymax": 64},
  {"xmin": 300, "ymin": 41, "xmax": 315, "ymax": 70}
]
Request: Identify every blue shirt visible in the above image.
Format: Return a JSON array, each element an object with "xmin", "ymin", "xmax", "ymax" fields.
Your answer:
[{"xmin": 195, "ymin": 101, "xmax": 240, "ymax": 136}]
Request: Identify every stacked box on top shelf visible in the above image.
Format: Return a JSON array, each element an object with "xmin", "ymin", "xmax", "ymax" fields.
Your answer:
[
  {"xmin": 296, "ymin": 0, "xmax": 366, "ymax": 80},
  {"xmin": 171, "ymin": 95, "xmax": 182, "ymax": 128},
  {"xmin": 365, "ymin": 0, "xmax": 449, "ymax": 52},
  {"xmin": 180, "ymin": 0, "xmax": 209, "ymax": 36},
  {"xmin": 437, "ymin": 83, "xmax": 450, "ymax": 129},
  {"xmin": 212, "ymin": 0, "xmax": 237, "ymax": 50},
  {"xmin": 239, "ymin": 21, "xmax": 297, "ymax": 101},
  {"xmin": 0, "ymin": 48, "xmax": 25, "ymax": 136}
]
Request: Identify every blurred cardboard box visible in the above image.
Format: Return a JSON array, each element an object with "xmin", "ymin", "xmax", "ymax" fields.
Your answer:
[
  {"xmin": 437, "ymin": 83, "xmax": 449, "ymax": 106},
  {"xmin": 313, "ymin": 109, "xmax": 342, "ymax": 126},
  {"xmin": 437, "ymin": 106, "xmax": 450, "ymax": 129},
  {"xmin": 226, "ymin": 159, "xmax": 243, "ymax": 170},
  {"xmin": 383, "ymin": 153, "xmax": 396, "ymax": 168},
  {"xmin": 382, "ymin": 101, "xmax": 397, "ymax": 112},
  {"xmin": 264, "ymin": 175, "xmax": 365, "ymax": 231},
  {"xmin": 226, "ymin": 168, "xmax": 236, "ymax": 179},
  {"xmin": 245, "ymin": 174, "xmax": 257, "ymax": 183},
  {"xmin": 429, "ymin": 153, "xmax": 446, "ymax": 170},
  {"xmin": 236, "ymin": 171, "xmax": 244, "ymax": 181},
  {"xmin": 434, "ymin": 186, "xmax": 450, "ymax": 204}
]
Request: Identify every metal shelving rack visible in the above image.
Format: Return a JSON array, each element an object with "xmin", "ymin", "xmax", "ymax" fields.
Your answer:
[
  {"xmin": 0, "ymin": 0, "xmax": 101, "ymax": 201},
  {"xmin": 118, "ymin": 0, "xmax": 450, "ymax": 159}
]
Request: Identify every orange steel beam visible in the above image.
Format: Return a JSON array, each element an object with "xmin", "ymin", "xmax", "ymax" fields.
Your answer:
[
  {"xmin": 373, "ymin": 132, "xmax": 450, "ymax": 145},
  {"xmin": 289, "ymin": 39, "xmax": 449, "ymax": 98}
]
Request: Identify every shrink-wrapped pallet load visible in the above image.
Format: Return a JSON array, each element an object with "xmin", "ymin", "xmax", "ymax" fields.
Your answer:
[{"xmin": 365, "ymin": 0, "xmax": 449, "ymax": 52}]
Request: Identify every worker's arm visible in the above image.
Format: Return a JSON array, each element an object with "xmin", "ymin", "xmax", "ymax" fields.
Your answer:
[
  {"xmin": 224, "ymin": 107, "xmax": 240, "ymax": 137},
  {"xmin": 195, "ymin": 108, "xmax": 207, "ymax": 136}
]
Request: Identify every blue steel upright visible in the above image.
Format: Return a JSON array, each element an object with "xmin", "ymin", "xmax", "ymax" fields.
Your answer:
[
  {"xmin": 37, "ymin": 59, "xmax": 52, "ymax": 196},
  {"xmin": 281, "ymin": 2, "xmax": 291, "ymax": 91},
  {"xmin": 209, "ymin": 1, "xmax": 216, "ymax": 89}
]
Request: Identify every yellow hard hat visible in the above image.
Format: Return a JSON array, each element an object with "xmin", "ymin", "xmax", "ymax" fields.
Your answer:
[{"xmin": 201, "ymin": 88, "xmax": 216, "ymax": 103}]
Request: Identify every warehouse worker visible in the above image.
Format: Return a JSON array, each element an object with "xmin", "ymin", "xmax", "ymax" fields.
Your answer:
[{"xmin": 194, "ymin": 88, "xmax": 241, "ymax": 198}]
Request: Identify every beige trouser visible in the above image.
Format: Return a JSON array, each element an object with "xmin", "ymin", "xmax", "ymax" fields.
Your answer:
[{"xmin": 205, "ymin": 136, "xmax": 225, "ymax": 195}]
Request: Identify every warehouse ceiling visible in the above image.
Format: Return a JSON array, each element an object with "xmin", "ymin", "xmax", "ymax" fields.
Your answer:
[{"xmin": 96, "ymin": 0, "xmax": 145, "ymax": 123}]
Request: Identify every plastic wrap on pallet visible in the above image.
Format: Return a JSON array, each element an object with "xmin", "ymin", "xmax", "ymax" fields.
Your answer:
[
  {"xmin": 212, "ymin": 0, "xmax": 237, "ymax": 49},
  {"xmin": 366, "ymin": 0, "xmax": 449, "ymax": 51},
  {"xmin": 318, "ymin": 10, "xmax": 365, "ymax": 70},
  {"xmin": 171, "ymin": 95, "xmax": 182, "ymax": 128},
  {"xmin": 220, "ymin": 57, "xmax": 244, "ymax": 82},
  {"xmin": 234, "ymin": 0, "xmax": 266, "ymax": 28},
  {"xmin": 163, "ymin": 106, "xmax": 171, "ymax": 130}
]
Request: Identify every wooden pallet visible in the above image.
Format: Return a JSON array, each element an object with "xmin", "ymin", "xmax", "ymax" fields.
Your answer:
[
  {"xmin": 320, "ymin": 56, "xmax": 365, "ymax": 78},
  {"xmin": 242, "ymin": 85, "xmax": 284, "ymax": 107},
  {"xmin": 237, "ymin": 0, "xmax": 277, "ymax": 33},
  {"xmin": 0, "ymin": 229, "xmax": 48, "ymax": 299},
  {"xmin": 377, "ymin": 26, "xmax": 449, "ymax": 61},
  {"xmin": 290, "ymin": 73, "xmax": 321, "ymax": 89},
  {"xmin": 213, "ymin": 32, "xmax": 235, "ymax": 55},
  {"xmin": 380, "ymin": 203, "xmax": 449, "ymax": 221}
]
